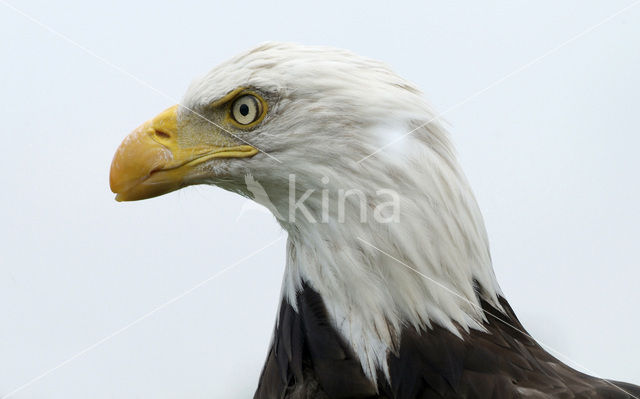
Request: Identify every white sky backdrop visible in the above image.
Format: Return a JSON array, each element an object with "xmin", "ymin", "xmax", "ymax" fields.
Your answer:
[{"xmin": 1, "ymin": 1, "xmax": 639, "ymax": 397}]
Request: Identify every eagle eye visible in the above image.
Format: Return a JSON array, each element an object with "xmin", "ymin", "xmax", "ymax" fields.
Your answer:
[{"xmin": 231, "ymin": 94, "xmax": 262, "ymax": 126}]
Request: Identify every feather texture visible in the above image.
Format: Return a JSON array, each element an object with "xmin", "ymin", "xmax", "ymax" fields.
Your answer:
[{"xmin": 255, "ymin": 283, "xmax": 640, "ymax": 399}]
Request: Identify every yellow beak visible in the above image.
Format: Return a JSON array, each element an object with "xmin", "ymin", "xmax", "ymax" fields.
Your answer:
[{"xmin": 109, "ymin": 105, "xmax": 258, "ymax": 201}]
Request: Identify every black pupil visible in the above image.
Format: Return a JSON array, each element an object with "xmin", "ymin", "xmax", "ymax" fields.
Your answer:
[{"xmin": 239, "ymin": 103, "xmax": 250, "ymax": 117}]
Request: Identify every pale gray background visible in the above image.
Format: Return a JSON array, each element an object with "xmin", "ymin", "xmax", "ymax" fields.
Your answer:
[{"xmin": 1, "ymin": 1, "xmax": 639, "ymax": 398}]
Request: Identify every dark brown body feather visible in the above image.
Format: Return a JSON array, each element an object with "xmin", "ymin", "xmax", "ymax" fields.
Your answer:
[{"xmin": 254, "ymin": 284, "xmax": 639, "ymax": 399}]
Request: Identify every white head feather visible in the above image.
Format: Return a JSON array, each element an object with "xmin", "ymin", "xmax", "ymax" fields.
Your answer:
[{"xmin": 182, "ymin": 42, "xmax": 502, "ymax": 382}]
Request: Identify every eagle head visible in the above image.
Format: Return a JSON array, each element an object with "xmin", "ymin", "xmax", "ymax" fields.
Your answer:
[{"xmin": 110, "ymin": 42, "xmax": 435, "ymax": 213}]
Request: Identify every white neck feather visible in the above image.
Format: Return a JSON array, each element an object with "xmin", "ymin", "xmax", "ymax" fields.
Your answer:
[{"xmin": 250, "ymin": 125, "xmax": 503, "ymax": 383}]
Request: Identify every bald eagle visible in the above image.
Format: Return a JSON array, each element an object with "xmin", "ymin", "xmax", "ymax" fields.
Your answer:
[{"xmin": 110, "ymin": 43, "xmax": 639, "ymax": 398}]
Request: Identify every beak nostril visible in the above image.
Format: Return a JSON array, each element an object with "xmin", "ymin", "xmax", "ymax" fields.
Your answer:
[{"xmin": 155, "ymin": 130, "xmax": 171, "ymax": 139}]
